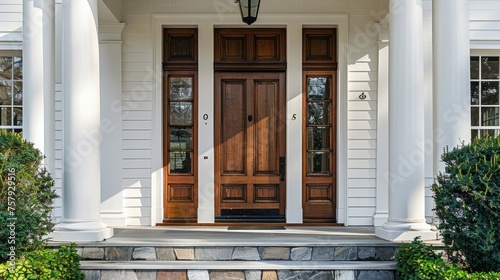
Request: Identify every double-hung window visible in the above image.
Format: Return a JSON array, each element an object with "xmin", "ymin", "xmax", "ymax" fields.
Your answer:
[
  {"xmin": 0, "ymin": 52, "xmax": 22, "ymax": 133},
  {"xmin": 471, "ymin": 55, "xmax": 500, "ymax": 139}
]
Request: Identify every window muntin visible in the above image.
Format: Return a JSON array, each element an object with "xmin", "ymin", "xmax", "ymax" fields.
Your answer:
[
  {"xmin": 0, "ymin": 55, "xmax": 22, "ymax": 133},
  {"xmin": 471, "ymin": 55, "xmax": 500, "ymax": 139}
]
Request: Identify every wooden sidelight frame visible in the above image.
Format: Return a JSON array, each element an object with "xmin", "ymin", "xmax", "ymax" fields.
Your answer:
[
  {"xmin": 302, "ymin": 28, "xmax": 338, "ymax": 223},
  {"xmin": 162, "ymin": 28, "xmax": 198, "ymax": 223}
]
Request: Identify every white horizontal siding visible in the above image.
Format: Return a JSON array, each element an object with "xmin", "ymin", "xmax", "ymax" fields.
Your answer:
[{"xmin": 0, "ymin": 0, "xmax": 22, "ymax": 45}]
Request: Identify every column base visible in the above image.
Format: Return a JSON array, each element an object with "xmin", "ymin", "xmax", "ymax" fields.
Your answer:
[
  {"xmin": 376, "ymin": 220, "xmax": 438, "ymax": 241},
  {"xmin": 50, "ymin": 227, "xmax": 114, "ymax": 242}
]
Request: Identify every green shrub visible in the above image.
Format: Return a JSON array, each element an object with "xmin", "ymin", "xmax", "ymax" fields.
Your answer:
[
  {"xmin": 395, "ymin": 237, "xmax": 447, "ymax": 280},
  {"xmin": 395, "ymin": 237, "xmax": 500, "ymax": 280},
  {"xmin": 0, "ymin": 244, "xmax": 84, "ymax": 280},
  {"xmin": 432, "ymin": 137, "xmax": 500, "ymax": 272},
  {"xmin": 0, "ymin": 131, "xmax": 58, "ymax": 262}
]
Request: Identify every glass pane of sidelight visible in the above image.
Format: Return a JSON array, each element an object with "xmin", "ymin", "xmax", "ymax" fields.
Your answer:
[
  {"xmin": 481, "ymin": 57, "xmax": 499, "ymax": 79},
  {"xmin": 0, "ymin": 107, "xmax": 12, "ymax": 126},
  {"xmin": 307, "ymin": 77, "xmax": 330, "ymax": 100},
  {"xmin": 0, "ymin": 57, "xmax": 12, "ymax": 80},
  {"xmin": 471, "ymin": 81, "xmax": 479, "ymax": 105},
  {"xmin": 170, "ymin": 151, "xmax": 192, "ymax": 174},
  {"xmin": 307, "ymin": 152, "xmax": 330, "ymax": 174},
  {"xmin": 471, "ymin": 107, "xmax": 479, "ymax": 126},
  {"xmin": 470, "ymin": 56, "xmax": 479, "ymax": 79},
  {"xmin": 308, "ymin": 127, "xmax": 330, "ymax": 150},
  {"xmin": 169, "ymin": 127, "xmax": 192, "ymax": 150},
  {"xmin": 170, "ymin": 102, "xmax": 192, "ymax": 125},
  {"xmin": 169, "ymin": 77, "xmax": 193, "ymax": 100},
  {"xmin": 481, "ymin": 81, "xmax": 499, "ymax": 105},
  {"xmin": 0, "ymin": 81, "xmax": 12, "ymax": 105},
  {"xmin": 308, "ymin": 102, "xmax": 330, "ymax": 125},
  {"xmin": 481, "ymin": 107, "xmax": 499, "ymax": 126}
]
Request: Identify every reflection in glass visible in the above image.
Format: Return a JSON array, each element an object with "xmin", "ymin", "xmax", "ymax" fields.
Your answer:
[
  {"xmin": 0, "ymin": 81, "xmax": 12, "ymax": 105},
  {"xmin": 480, "ymin": 129, "xmax": 500, "ymax": 138},
  {"xmin": 0, "ymin": 57, "xmax": 12, "ymax": 80},
  {"xmin": 471, "ymin": 107, "xmax": 479, "ymax": 126},
  {"xmin": 13, "ymin": 107, "xmax": 22, "ymax": 126},
  {"xmin": 169, "ymin": 77, "xmax": 193, "ymax": 100},
  {"xmin": 308, "ymin": 127, "xmax": 330, "ymax": 150},
  {"xmin": 307, "ymin": 77, "xmax": 330, "ymax": 100},
  {"xmin": 13, "ymin": 57, "xmax": 22, "ymax": 80},
  {"xmin": 170, "ymin": 151, "xmax": 192, "ymax": 174},
  {"xmin": 471, "ymin": 81, "xmax": 479, "ymax": 105},
  {"xmin": 170, "ymin": 128, "xmax": 192, "ymax": 150},
  {"xmin": 308, "ymin": 102, "xmax": 330, "ymax": 125},
  {"xmin": 170, "ymin": 102, "xmax": 192, "ymax": 125},
  {"xmin": 481, "ymin": 81, "xmax": 499, "ymax": 105},
  {"xmin": 0, "ymin": 107, "xmax": 12, "ymax": 126},
  {"xmin": 471, "ymin": 129, "xmax": 479, "ymax": 140},
  {"xmin": 481, "ymin": 107, "xmax": 499, "ymax": 126},
  {"xmin": 13, "ymin": 82, "xmax": 22, "ymax": 105},
  {"xmin": 307, "ymin": 152, "xmax": 330, "ymax": 174},
  {"xmin": 470, "ymin": 56, "xmax": 479, "ymax": 79},
  {"xmin": 481, "ymin": 57, "xmax": 499, "ymax": 79}
]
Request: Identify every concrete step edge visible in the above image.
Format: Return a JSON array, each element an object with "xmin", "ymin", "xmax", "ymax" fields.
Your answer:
[{"xmin": 80, "ymin": 260, "xmax": 397, "ymax": 270}]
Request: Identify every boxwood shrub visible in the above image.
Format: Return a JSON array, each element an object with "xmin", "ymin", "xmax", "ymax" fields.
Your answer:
[
  {"xmin": 0, "ymin": 131, "xmax": 57, "ymax": 262},
  {"xmin": 432, "ymin": 137, "xmax": 500, "ymax": 272},
  {"xmin": 0, "ymin": 244, "xmax": 84, "ymax": 280}
]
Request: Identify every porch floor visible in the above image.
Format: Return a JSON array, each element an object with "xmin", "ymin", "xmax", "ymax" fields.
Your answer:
[{"xmin": 50, "ymin": 226, "xmax": 396, "ymax": 247}]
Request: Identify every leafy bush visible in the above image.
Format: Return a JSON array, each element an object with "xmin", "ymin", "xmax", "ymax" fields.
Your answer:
[
  {"xmin": 395, "ymin": 237, "xmax": 500, "ymax": 280},
  {"xmin": 0, "ymin": 244, "xmax": 84, "ymax": 280},
  {"xmin": 432, "ymin": 137, "xmax": 500, "ymax": 272},
  {"xmin": 0, "ymin": 131, "xmax": 58, "ymax": 262},
  {"xmin": 395, "ymin": 237, "xmax": 448, "ymax": 280}
]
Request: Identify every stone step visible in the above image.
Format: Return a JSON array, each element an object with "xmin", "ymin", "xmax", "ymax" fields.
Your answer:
[{"xmin": 80, "ymin": 260, "xmax": 396, "ymax": 270}]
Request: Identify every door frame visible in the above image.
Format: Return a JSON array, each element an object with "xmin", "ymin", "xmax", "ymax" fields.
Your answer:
[{"xmin": 151, "ymin": 14, "xmax": 349, "ymax": 225}]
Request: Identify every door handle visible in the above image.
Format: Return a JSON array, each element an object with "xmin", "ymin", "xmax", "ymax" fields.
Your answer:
[{"xmin": 279, "ymin": 157, "xmax": 285, "ymax": 182}]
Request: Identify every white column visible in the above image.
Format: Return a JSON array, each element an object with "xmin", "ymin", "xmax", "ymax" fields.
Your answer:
[
  {"xmin": 376, "ymin": 0, "xmax": 436, "ymax": 241},
  {"xmin": 52, "ymin": 0, "xmax": 113, "ymax": 241},
  {"xmin": 99, "ymin": 24, "xmax": 126, "ymax": 226},
  {"xmin": 22, "ymin": 0, "xmax": 55, "ymax": 174},
  {"xmin": 373, "ymin": 21, "xmax": 389, "ymax": 227},
  {"xmin": 432, "ymin": 0, "xmax": 471, "ymax": 173}
]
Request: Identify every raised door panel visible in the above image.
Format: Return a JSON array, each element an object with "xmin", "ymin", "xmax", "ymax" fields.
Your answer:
[
  {"xmin": 253, "ymin": 79, "xmax": 279, "ymax": 175},
  {"xmin": 253, "ymin": 34, "xmax": 282, "ymax": 62},
  {"xmin": 221, "ymin": 80, "xmax": 247, "ymax": 175}
]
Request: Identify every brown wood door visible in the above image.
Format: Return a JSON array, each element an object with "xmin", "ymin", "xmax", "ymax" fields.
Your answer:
[{"xmin": 215, "ymin": 72, "xmax": 286, "ymax": 221}]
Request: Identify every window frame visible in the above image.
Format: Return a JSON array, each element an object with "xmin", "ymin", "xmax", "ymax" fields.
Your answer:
[
  {"xmin": 0, "ymin": 51, "xmax": 23, "ymax": 133},
  {"xmin": 470, "ymin": 51, "xmax": 500, "ymax": 139}
]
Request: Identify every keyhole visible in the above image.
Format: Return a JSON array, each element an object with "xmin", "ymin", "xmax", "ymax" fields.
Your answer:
[{"xmin": 248, "ymin": 115, "xmax": 253, "ymax": 122}]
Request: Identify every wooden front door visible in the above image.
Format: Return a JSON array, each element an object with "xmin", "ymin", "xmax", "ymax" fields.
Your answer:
[{"xmin": 215, "ymin": 72, "xmax": 286, "ymax": 221}]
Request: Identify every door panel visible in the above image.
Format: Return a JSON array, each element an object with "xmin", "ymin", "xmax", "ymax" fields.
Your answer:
[
  {"xmin": 221, "ymin": 81, "xmax": 247, "ymax": 175},
  {"xmin": 215, "ymin": 72, "xmax": 286, "ymax": 220}
]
